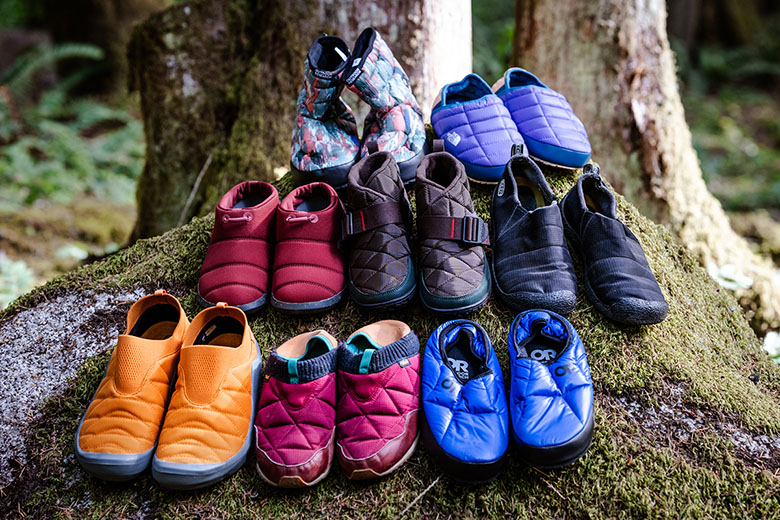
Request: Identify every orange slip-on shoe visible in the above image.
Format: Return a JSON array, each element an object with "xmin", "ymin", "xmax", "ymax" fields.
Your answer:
[
  {"xmin": 75, "ymin": 290, "xmax": 189, "ymax": 481},
  {"xmin": 151, "ymin": 303, "xmax": 261, "ymax": 490}
]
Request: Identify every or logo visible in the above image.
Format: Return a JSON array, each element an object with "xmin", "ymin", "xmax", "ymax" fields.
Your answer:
[
  {"xmin": 497, "ymin": 179, "xmax": 505, "ymax": 197},
  {"xmin": 530, "ymin": 349, "xmax": 557, "ymax": 361},
  {"xmin": 448, "ymin": 357, "xmax": 470, "ymax": 380},
  {"xmin": 554, "ymin": 364, "xmax": 576, "ymax": 377},
  {"xmin": 446, "ymin": 131, "xmax": 461, "ymax": 146}
]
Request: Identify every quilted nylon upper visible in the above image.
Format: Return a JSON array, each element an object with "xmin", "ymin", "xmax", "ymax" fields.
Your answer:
[
  {"xmin": 499, "ymin": 86, "xmax": 590, "ymax": 154},
  {"xmin": 491, "ymin": 157, "xmax": 577, "ymax": 302},
  {"xmin": 199, "ymin": 181, "xmax": 278, "ymax": 306},
  {"xmin": 421, "ymin": 320, "xmax": 508, "ymax": 463},
  {"xmin": 561, "ymin": 174, "xmax": 666, "ymax": 308},
  {"xmin": 508, "ymin": 311, "xmax": 593, "ymax": 447},
  {"xmin": 291, "ymin": 37, "xmax": 359, "ymax": 173},
  {"xmin": 415, "ymin": 153, "xmax": 486, "ymax": 298},
  {"xmin": 346, "ymin": 153, "xmax": 412, "ymax": 296},
  {"xmin": 336, "ymin": 345, "xmax": 420, "ymax": 461},
  {"xmin": 345, "ymin": 29, "xmax": 425, "ymax": 164},
  {"xmin": 431, "ymin": 75, "xmax": 521, "ymax": 169},
  {"xmin": 255, "ymin": 371, "xmax": 336, "ymax": 466}
]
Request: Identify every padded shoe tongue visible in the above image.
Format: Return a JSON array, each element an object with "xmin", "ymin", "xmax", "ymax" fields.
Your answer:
[
  {"xmin": 513, "ymin": 311, "xmax": 570, "ymax": 365},
  {"xmin": 348, "ymin": 153, "xmax": 402, "ymax": 208},
  {"xmin": 114, "ymin": 335, "xmax": 179, "ymax": 394}
]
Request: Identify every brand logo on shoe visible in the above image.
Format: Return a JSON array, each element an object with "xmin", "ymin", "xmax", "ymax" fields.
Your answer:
[
  {"xmin": 345, "ymin": 67, "xmax": 362, "ymax": 85},
  {"xmin": 530, "ymin": 349, "xmax": 557, "ymax": 361},
  {"xmin": 497, "ymin": 179, "xmax": 505, "ymax": 197},
  {"xmin": 446, "ymin": 132, "xmax": 461, "ymax": 147},
  {"xmin": 554, "ymin": 363, "xmax": 576, "ymax": 376},
  {"xmin": 398, "ymin": 358, "xmax": 411, "ymax": 368},
  {"xmin": 448, "ymin": 357, "xmax": 470, "ymax": 380}
]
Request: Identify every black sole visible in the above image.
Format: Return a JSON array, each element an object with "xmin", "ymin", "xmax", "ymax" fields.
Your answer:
[
  {"xmin": 348, "ymin": 282, "xmax": 416, "ymax": 311},
  {"xmin": 196, "ymin": 288, "xmax": 267, "ymax": 315},
  {"xmin": 514, "ymin": 411, "xmax": 594, "ymax": 469},
  {"xmin": 420, "ymin": 409, "xmax": 506, "ymax": 484}
]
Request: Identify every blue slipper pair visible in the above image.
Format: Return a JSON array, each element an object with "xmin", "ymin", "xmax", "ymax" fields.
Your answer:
[{"xmin": 420, "ymin": 311, "xmax": 594, "ymax": 483}]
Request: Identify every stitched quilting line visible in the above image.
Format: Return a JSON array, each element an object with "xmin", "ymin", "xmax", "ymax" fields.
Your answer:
[
  {"xmin": 202, "ymin": 261, "xmax": 269, "ymax": 273},
  {"xmin": 273, "ymin": 279, "xmax": 339, "ymax": 293}
]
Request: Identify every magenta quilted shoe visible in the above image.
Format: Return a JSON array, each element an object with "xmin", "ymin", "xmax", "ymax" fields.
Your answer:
[
  {"xmin": 254, "ymin": 331, "xmax": 338, "ymax": 488},
  {"xmin": 336, "ymin": 320, "xmax": 420, "ymax": 479}
]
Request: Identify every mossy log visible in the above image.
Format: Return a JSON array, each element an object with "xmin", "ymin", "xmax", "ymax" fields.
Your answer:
[
  {"xmin": 2, "ymin": 168, "xmax": 780, "ymax": 518},
  {"xmin": 514, "ymin": 0, "xmax": 780, "ymax": 333},
  {"xmin": 128, "ymin": 0, "xmax": 471, "ymax": 240}
]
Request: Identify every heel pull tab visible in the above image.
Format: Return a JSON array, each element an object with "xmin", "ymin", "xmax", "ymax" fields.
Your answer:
[
  {"xmin": 583, "ymin": 163, "xmax": 600, "ymax": 176},
  {"xmin": 432, "ymin": 139, "xmax": 445, "ymax": 152},
  {"xmin": 366, "ymin": 141, "xmax": 379, "ymax": 154},
  {"xmin": 511, "ymin": 143, "xmax": 527, "ymax": 157}
]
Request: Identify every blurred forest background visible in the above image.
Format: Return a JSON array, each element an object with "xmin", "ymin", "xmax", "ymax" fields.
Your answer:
[{"xmin": 0, "ymin": 0, "xmax": 778, "ymax": 310}]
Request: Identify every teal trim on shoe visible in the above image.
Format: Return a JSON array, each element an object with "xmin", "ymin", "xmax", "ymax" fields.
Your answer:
[
  {"xmin": 419, "ymin": 264, "xmax": 492, "ymax": 315},
  {"xmin": 348, "ymin": 258, "xmax": 417, "ymax": 308},
  {"xmin": 523, "ymin": 135, "xmax": 591, "ymax": 169}
]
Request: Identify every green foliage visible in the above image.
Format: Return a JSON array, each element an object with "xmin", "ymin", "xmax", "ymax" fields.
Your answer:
[
  {"xmin": 0, "ymin": 43, "xmax": 144, "ymax": 209},
  {"xmin": 471, "ymin": 0, "xmax": 515, "ymax": 81},
  {"xmin": 0, "ymin": 0, "xmax": 43, "ymax": 29},
  {"xmin": 0, "ymin": 252, "xmax": 35, "ymax": 309}
]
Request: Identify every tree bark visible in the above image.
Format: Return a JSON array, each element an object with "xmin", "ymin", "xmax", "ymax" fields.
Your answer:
[
  {"xmin": 514, "ymin": 0, "xmax": 780, "ymax": 331},
  {"xmin": 129, "ymin": 0, "xmax": 471, "ymax": 240}
]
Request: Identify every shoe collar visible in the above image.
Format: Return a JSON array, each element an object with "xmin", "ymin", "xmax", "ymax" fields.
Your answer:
[
  {"xmin": 433, "ymin": 73, "xmax": 495, "ymax": 110},
  {"xmin": 510, "ymin": 310, "xmax": 574, "ymax": 366},
  {"xmin": 307, "ymin": 34, "xmax": 350, "ymax": 80},
  {"xmin": 574, "ymin": 170, "xmax": 617, "ymax": 219},
  {"xmin": 492, "ymin": 67, "xmax": 548, "ymax": 96},
  {"xmin": 499, "ymin": 149, "xmax": 557, "ymax": 211}
]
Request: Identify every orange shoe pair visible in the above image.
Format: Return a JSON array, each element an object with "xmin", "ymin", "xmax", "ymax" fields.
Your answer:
[{"xmin": 75, "ymin": 291, "xmax": 261, "ymax": 490}]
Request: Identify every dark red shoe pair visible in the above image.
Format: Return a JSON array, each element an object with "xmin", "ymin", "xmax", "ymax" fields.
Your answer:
[{"xmin": 198, "ymin": 181, "xmax": 346, "ymax": 314}]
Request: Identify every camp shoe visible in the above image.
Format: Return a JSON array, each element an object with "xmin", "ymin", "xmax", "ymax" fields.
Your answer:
[
  {"xmin": 421, "ymin": 319, "xmax": 509, "ymax": 483},
  {"xmin": 255, "ymin": 331, "xmax": 338, "ymax": 488},
  {"xmin": 198, "ymin": 181, "xmax": 278, "ymax": 314},
  {"xmin": 431, "ymin": 73, "xmax": 522, "ymax": 182},
  {"xmin": 271, "ymin": 182, "xmax": 347, "ymax": 313},
  {"xmin": 151, "ymin": 303, "xmax": 261, "ymax": 490},
  {"xmin": 415, "ymin": 143, "xmax": 491, "ymax": 315},
  {"xmin": 494, "ymin": 67, "xmax": 591, "ymax": 168},
  {"xmin": 336, "ymin": 320, "xmax": 420, "ymax": 479},
  {"xmin": 560, "ymin": 167, "xmax": 668, "ymax": 325},
  {"xmin": 290, "ymin": 35, "xmax": 360, "ymax": 189},
  {"xmin": 343, "ymin": 27, "xmax": 426, "ymax": 183},
  {"xmin": 491, "ymin": 148, "xmax": 577, "ymax": 314},
  {"xmin": 508, "ymin": 310, "xmax": 594, "ymax": 468},
  {"xmin": 75, "ymin": 290, "xmax": 188, "ymax": 481},
  {"xmin": 344, "ymin": 151, "xmax": 416, "ymax": 308}
]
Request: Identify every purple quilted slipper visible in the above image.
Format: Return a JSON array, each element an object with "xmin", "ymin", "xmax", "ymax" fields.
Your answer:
[
  {"xmin": 254, "ymin": 331, "xmax": 338, "ymax": 488},
  {"xmin": 430, "ymin": 73, "xmax": 523, "ymax": 183},
  {"xmin": 290, "ymin": 35, "xmax": 360, "ymax": 189},
  {"xmin": 493, "ymin": 68, "xmax": 591, "ymax": 168},
  {"xmin": 336, "ymin": 320, "xmax": 420, "ymax": 480}
]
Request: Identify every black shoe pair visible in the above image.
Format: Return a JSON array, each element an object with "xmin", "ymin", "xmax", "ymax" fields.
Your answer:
[{"xmin": 490, "ymin": 147, "xmax": 668, "ymax": 326}]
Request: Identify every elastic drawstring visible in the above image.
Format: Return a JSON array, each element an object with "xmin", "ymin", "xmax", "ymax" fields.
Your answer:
[
  {"xmin": 286, "ymin": 214, "xmax": 319, "ymax": 223},
  {"xmin": 222, "ymin": 213, "xmax": 253, "ymax": 223}
]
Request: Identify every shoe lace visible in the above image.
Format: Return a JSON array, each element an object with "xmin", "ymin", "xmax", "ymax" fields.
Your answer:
[{"xmin": 286, "ymin": 214, "xmax": 319, "ymax": 223}]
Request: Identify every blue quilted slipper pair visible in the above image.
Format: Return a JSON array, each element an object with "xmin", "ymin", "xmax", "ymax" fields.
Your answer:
[
  {"xmin": 290, "ymin": 28, "xmax": 426, "ymax": 189},
  {"xmin": 421, "ymin": 312, "xmax": 593, "ymax": 482},
  {"xmin": 430, "ymin": 68, "xmax": 591, "ymax": 183}
]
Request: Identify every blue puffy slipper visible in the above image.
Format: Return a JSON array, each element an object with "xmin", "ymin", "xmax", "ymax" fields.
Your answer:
[
  {"xmin": 421, "ymin": 320, "xmax": 509, "ymax": 483},
  {"xmin": 508, "ymin": 310, "xmax": 594, "ymax": 468}
]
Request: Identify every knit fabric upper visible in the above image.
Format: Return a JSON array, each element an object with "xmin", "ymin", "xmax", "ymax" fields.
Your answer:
[
  {"xmin": 430, "ymin": 74, "xmax": 522, "ymax": 175},
  {"xmin": 291, "ymin": 35, "xmax": 359, "ymax": 173},
  {"xmin": 272, "ymin": 182, "xmax": 346, "ymax": 304},
  {"xmin": 561, "ymin": 173, "xmax": 667, "ymax": 310},
  {"xmin": 199, "ymin": 181, "xmax": 278, "ymax": 306},
  {"xmin": 343, "ymin": 28, "xmax": 426, "ymax": 165},
  {"xmin": 490, "ymin": 155, "xmax": 577, "ymax": 311},
  {"xmin": 508, "ymin": 310, "xmax": 593, "ymax": 448},
  {"xmin": 495, "ymin": 68, "xmax": 590, "ymax": 163},
  {"xmin": 421, "ymin": 320, "xmax": 508, "ymax": 464},
  {"xmin": 415, "ymin": 153, "xmax": 487, "ymax": 298},
  {"xmin": 346, "ymin": 152, "xmax": 413, "ymax": 296}
]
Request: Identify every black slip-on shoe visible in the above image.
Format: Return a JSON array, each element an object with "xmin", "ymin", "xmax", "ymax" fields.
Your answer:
[
  {"xmin": 491, "ymin": 147, "xmax": 577, "ymax": 314},
  {"xmin": 560, "ymin": 165, "xmax": 668, "ymax": 325}
]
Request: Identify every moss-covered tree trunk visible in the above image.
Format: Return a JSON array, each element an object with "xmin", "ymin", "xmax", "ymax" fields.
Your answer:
[
  {"xmin": 513, "ymin": 0, "xmax": 780, "ymax": 331},
  {"xmin": 129, "ymin": 0, "xmax": 471, "ymax": 240}
]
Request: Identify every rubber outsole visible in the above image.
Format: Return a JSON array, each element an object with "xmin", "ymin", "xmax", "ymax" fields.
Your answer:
[
  {"xmin": 561, "ymin": 207, "xmax": 668, "ymax": 326},
  {"xmin": 418, "ymin": 265, "xmax": 492, "ymax": 317},
  {"xmin": 196, "ymin": 286, "xmax": 267, "ymax": 315},
  {"xmin": 514, "ymin": 411, "xmax": 595, "ymax": 469},
  {"xmin": 343, "ymin": 434, "xmax": 420, "ymax": 481},
  {"xmin": 420, "ymin": 410, "xmax": 506, "ymax": 484},
  {"xmin": 270, "ymin": 287, "xmax": 346, "ymax": 315},
  {"xmin": 150, "ymin": 340, "xmax": 262, "ymax": 490},
  {"xmin": 255, "ymin": 434, "xmax": 335, "ymax": 489},
  {"xmin": 349, "ymin": 282, "xmax": 416, "ymax": 311}
]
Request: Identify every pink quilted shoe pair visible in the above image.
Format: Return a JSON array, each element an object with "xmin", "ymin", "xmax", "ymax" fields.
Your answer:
[
  {"xmin": 254, "ymin": 320, "xmax": 420, "ymax": 487},
  {"xmin": 198, "ymin": 181, "xmax": 346, "ymax": 315}
]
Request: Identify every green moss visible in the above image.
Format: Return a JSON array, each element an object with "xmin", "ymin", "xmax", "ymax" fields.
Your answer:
[{"xmin": 5, "ymin": 167, "xmax": 780, "ymax": 518}]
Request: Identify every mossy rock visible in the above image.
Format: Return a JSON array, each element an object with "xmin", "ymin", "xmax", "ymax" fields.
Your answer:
[{"xmin": 3, "ymin": 168, "xmax": 780, "ymax": 519}]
